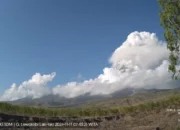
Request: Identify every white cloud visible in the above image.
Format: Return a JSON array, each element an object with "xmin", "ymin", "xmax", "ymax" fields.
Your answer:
[
  {"xmin": 0, "ymin": 72, "xmax": 56, "ymax": 101},
  {"xmin": 1, "ymin": 31, "xmax": 180, "ymax": 101}
]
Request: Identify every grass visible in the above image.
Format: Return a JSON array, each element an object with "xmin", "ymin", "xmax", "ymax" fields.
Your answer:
[{"xmin": 0, "ymin": 95, "xmax": 180, "ymax": 118}]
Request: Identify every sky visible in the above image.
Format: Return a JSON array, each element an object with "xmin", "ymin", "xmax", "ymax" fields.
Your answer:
[{"xmin": 1, "ymin": 0, "xmax": 179, "ymax": 101}]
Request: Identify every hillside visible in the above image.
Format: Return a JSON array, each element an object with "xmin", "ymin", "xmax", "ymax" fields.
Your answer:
[
  {"xmin": 7, "ymin": 88, "xmax": 134, "ymax": 108},
  {"xmin": 7, "ymin": 88, "xmax": 177, "ymax": 108},
  {"xmin": 1, "ymin": 89, "xmax": 180, "ymax": 129},
  {"xmin": 80, "ymin": 88, "xmax": 178, "ymax": 108}
]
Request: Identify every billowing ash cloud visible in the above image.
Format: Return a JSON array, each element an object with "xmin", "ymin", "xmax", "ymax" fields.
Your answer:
[{"xmin": 1, "ymin": 31, "xmax": 180, "ymax": 101}]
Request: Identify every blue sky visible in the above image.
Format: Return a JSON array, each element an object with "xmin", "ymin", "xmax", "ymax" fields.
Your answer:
[{"xmin": 0, "ymin": 0, "xmax": 164, "ymax": 94}]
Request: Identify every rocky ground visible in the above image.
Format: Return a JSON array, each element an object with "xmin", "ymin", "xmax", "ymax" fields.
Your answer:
[{"xmin": 0, "ymin": 107, "xmax": 180, "ymax": 130}]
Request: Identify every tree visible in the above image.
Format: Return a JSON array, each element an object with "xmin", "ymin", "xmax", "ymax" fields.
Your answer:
[{"xmin": 158, "ymin": 0, "xmax": 180, "ymax": 79}]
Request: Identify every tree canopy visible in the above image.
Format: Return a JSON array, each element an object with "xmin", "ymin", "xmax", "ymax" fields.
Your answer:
[{"xmin": 158, "ymin": 0, "xmax": 180, "ymax": 79}]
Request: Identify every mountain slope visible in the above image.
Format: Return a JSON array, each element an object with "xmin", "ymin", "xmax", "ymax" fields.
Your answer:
[{"xmin": 7, "ymin": 88, "xmax": 134, "ymax": 107}]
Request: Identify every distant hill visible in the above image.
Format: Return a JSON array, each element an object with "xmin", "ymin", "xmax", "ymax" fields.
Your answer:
[
  {"xmin": 80, "ymin": 88, "xmax": 180, "ymax": 108},
  {"xmin": 7, "ymin": 88, "xmax": 134, "ymax": 107},
  {"xmin": 6, "ymin": 88, "xmax": 179, "ymax": 108}
]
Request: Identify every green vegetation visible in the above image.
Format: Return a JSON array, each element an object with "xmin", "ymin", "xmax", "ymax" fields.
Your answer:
[
  {"xmin": 158, "ymin": 0, "xmax": 180, "ymax": 79},
  {"xmin": 0, "ymin": 95, "xmax": 180, "ymax": 117}
]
